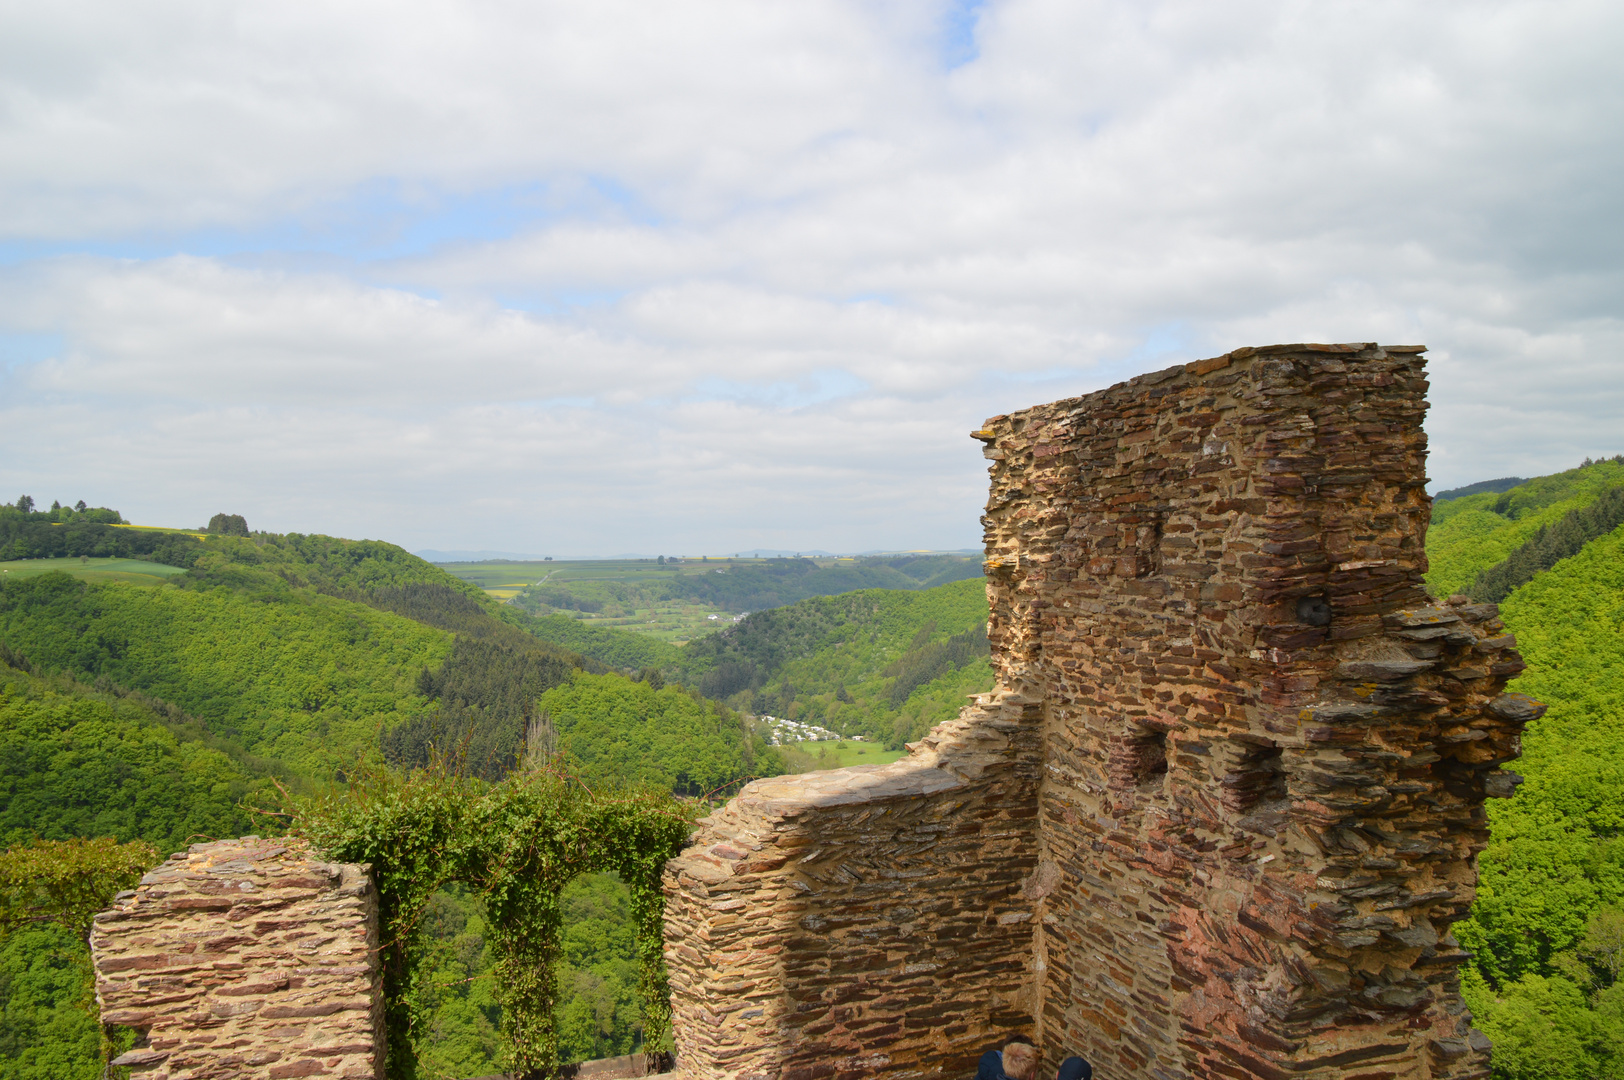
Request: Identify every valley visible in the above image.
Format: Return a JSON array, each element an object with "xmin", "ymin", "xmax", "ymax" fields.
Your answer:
[
  {"xmin": 437, "ymin": 553, "xmax": 983, "ymax": 644},
  {"xmin": 0, "ymin": 503, "xmax": 994, "ymax": 1076}
]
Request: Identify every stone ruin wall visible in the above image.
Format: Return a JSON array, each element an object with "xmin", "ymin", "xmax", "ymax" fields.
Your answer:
[
  {"xmin": 662, "ymin": 699, "xmax": 1046, "ymax": 1078},
  {"xmin": 91, "ymin": 837, "xmax": 383, "ymax": 1080},
  {"xmin": 663, "ymin": 343, "xmax": 1540, "ymax": 1080}
]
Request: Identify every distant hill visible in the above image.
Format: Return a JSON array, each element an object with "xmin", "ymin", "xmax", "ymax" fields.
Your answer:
[
  {"xmin": 655, "ymin": 554, "xmax": 982, "ymax": 612},
  {"xmin": 1434, "ymin": 477, "xmax": 1526, "ymax": 502},
  {"xmin": 415, "ymin": 549, "xmax": 552, "ymax": 562},
  {"xmin": 506, "ymin": 553, "xmax": 984, "ymax": 626},
  {"xmin": 1425, "ymin": 457, "xmax": 1624, "ymax": 597}
]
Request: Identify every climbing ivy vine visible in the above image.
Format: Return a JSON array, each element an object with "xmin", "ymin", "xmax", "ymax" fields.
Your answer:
[
  {"xmin": 295, "ymin": 763, "xmax": 696, "ymax": 1080},
  {"xmin": 0, "ymin": 836, "xmax": 160, "ymax": 942},
  {"xmin": 0, "ymin": 836, "xmax": 161, "ymax": 1070}
]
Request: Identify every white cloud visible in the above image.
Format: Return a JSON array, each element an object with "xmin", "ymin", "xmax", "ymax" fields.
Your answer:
[{"xmin": 1, "ymin": 0, "xmax": 1620, "ymax": 551}]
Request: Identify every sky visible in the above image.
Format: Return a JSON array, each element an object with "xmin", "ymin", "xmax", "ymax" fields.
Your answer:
[{"xmin": 2, "ymin": 0, "xmax": 1620, "ymax": 558}]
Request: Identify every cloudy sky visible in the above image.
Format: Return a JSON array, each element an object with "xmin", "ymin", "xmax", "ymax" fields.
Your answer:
[{"xmin": 2, "ymin": 0, "xmax": 1620, "ymax": 557}]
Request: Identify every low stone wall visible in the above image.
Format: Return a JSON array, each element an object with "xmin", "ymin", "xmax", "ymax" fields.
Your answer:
[
  {"xmin": 663, "ymin": 686, "xmax": 1046, "ymax": 1079},
  {"xmin": 91, "ymin": 837, "xmax": 382, "ymax": 1080}
]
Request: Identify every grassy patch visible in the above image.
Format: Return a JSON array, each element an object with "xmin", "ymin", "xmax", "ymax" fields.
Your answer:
[
  {"xmin": 433, "ymin": 559, "xmax": 561, "ymax": 594},
  {"xmin": 0, "ymin": 557, "xmax": 190, "ymax": 586},
  {"xmin": 437, "ymin": 559, "xmax": 734, "ymax": 642},
  {"xmin": 776, "ymin": 739, "xmax": 908, "ymax": 772}
]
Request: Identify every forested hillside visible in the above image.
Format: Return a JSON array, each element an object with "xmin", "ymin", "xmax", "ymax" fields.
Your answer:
[
  {"xmin": 0, "ymin": 519, "xmax": 783, "ymax": 1078},
  {"xmin": 0, "ymin": 653, "xmax": 285, "ymax": 1077},
  {"xmin": 0, "ymin": 572, "xmax": 451, "ymax": 779},
  {"xmin": 0, "ymin": 652, "xmax": 277, "ymax": 861},
  {"xmin": 1425, "ymin": 462, "xmax": 1624, "ymax": 1078},
  {"xmin": 536, "ymin": 674, "xmax": 774, "ymax": 794},
  {"xmin": 679, "ymin": 576, "xmax": 993, "ymax": 748},
  {"xmin": 1424, "ymin": 457, "xmax": 1624, "ymax": 597}
]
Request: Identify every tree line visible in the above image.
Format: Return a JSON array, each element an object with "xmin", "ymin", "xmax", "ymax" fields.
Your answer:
[{"xmin": 0, "ymin": 512, "xmax": 198, "ymax": 566}]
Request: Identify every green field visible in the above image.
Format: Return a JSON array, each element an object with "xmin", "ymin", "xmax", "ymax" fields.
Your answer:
[
  {"xmin": 437, "ymin": 558, "xmax": 746, "ymax": 641},
  {"xmin": 432, "ymin": 559, "xmax": 562, "ymax": 598},
  {"xmin": 0, "ymin": 557, "xmax": 189, "ymax": 586},
  {"xmin": 777, "ymin": 739, "xmax": 908, "ymax": 772}
]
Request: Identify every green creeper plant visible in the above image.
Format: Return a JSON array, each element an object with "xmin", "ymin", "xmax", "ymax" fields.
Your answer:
[
  {"xmin": 0, "ymin": 836, "xmax": 160, "ymax": 943},
  {"xmin": 0, "ymin": 836, "xmax": 162, "ymax": 1070},
  {"xmin": 296, "ymin": 762, "xmax": 695, "ymax": 1080}
]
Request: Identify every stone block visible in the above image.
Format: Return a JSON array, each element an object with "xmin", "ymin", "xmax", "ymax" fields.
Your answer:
[{"xmin": 91, "ymin": 838, "xmax": 382, "ymax": 1080}]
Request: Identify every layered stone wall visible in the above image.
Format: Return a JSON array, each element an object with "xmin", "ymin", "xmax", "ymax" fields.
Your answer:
[
  {"xmin": 664, "ymin": 344, "xmax": 1538, "ymax": 1080},
  {"xmin": 92, "ymin": 837, "xmax": 383, "ymax": 1080},
  {"xmin": 663, "ymin": 694, "xmax": 1045, "ymax": 1079}
]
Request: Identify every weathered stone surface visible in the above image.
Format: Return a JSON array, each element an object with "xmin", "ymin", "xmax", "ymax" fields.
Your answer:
[
  {"xmin": 662, "ymin": 703, "xmax": 1044, "ymax": 1080},
  {"xmin": 91, "ymin": 837, "xmax": 383, "ymax": 1080},
  {"xmin": 664, "ymin": 344, "xmax": 1529, "ymax": 1080}
]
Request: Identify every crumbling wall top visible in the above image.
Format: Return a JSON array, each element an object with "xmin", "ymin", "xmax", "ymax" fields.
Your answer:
[{"xmin": 92, "ymin": 836, "xmax": 382, "ymax": 1080}]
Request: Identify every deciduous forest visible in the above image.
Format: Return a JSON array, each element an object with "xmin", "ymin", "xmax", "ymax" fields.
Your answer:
[{"xmin": 1427, "ymin": 458, "xmax": 1624, "ymax": 1079}]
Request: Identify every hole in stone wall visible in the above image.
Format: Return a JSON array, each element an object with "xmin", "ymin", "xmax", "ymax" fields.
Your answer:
[
  {"xmin": 1133, "ymin": 730, "xmax": 1169, "ymax": 788},
  {"xmin": 1133, "ymin": 513, "xmax": 1166, "ymax": 578},
  {"xmin": 1223, "ymin": 741, "xmax": 1286, "ymax": 814},
  {"xmin": 1296, "ymin": 594, "xmax": 1332, "ymax": 626}
]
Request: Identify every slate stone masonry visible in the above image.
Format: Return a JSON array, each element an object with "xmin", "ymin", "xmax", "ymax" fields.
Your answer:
[
  {"xmin": 91, "ymin": 837, "xmax": 383, "ymax": 1080},
  {"xmin": 663, "ymin": 344, "xmax": 1537, "ymax": 1079}
]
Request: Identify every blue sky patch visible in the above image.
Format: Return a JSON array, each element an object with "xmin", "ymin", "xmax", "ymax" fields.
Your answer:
[
  {"xmin": 0, "ymin": 332, "xmax": 65, "ymax": 376},
  {"xmin": 941, "ymin": 0, "xmax": 987, "ymax": 69},
  {"xmin": 0, "ymin": 175, "xmax": 659, "ymax": 271}
]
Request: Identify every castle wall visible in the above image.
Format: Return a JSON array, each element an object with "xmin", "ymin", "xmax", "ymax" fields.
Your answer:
[
  {"xmin": 664, "ymin": 344, "xmax": 1536, "ymax": 1080},
  {"xmin": 91, "ymin": 837, "xmax": 383, "ymax": 1080},
  {"xmin": 662, "ymin": 695, "xmax": 1045, "ymax": 1080}
]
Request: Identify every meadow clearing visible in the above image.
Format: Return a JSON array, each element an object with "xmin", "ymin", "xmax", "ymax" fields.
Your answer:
[
  {"xmin": 0, "ymin": 556, "xmax": 190, "ymax": 586},
  {"xmin": 435, "ymin": 558, "xmax": 763, "ymax": 641},
  {"xmin": 776, "ymin": 739, "xmax": 909, "ymax": 771}
]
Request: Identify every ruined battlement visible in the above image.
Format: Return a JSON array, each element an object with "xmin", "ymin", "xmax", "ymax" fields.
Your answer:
[{"xmin": 662, "ymin": 344, "xmax": 1537, "ymax": 1080}]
